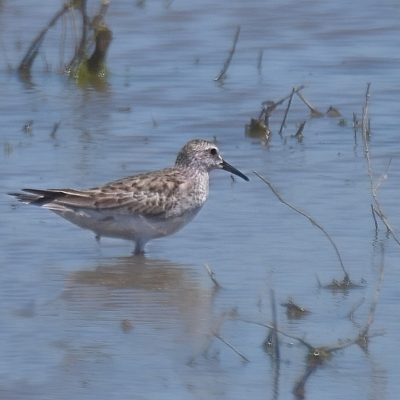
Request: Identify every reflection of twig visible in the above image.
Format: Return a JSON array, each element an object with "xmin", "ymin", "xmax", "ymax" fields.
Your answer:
[
  {"xmin": 239, "ymin": 318, "xmax": 314, "ymax": 351},
  {"xmin": 204, "ymin": 263, "xmax": 221, "ymax": 289},
  {"xmin": 188, "ymin": 309, "xmax": 248, "ymax": 364},
  {"xmin": 370, "ymin": 204, "xmax": 378, "ymax": 234},
  {"xmin": 347, "ymin": 297, "xmax": 365, "ymax": 323},
  {"xmin": 270, "ymin": 289, "xmax": 280, "ymax": 360},
  {"xmin": 214, "ymin": 26, "xmax": 241, "ymax": 82},
  {"xmin": 358, "ymin": 246, "xmax": 384, "ymax": 343},
  {"xmin": 214, "ymin": 333, "xmax": 249, "ymax": 363},
  {"xmin": 278, "ymin": 87, "xmax": 295, "ymax": 137},
  {"xmin": 253, "ymin": 171, "xmax": 349, "ymax": 280}
]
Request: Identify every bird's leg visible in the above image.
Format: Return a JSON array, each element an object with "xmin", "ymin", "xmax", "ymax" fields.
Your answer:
[{"xmin": 133, "ymin": 239, "xmax": 146, "ymax": 256}]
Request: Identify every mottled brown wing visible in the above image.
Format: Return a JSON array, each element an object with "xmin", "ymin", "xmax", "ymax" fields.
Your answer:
[{"xmin": 23, "ymin": 168, "xmax": 187, "ymax": 217}]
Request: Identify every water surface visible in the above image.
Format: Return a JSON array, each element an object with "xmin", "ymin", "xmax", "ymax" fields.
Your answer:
[{"xmin": 1, "ymin": 0, "xmax": 400, "ymax": 399}]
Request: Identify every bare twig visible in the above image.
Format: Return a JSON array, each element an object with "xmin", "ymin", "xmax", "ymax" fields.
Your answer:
[
  {"xmin": 259, "ymin": 85, "xmax": 305, "ymax": 120},
  {"xmin": 18, "ymin": 3, "xmax": 70, "ymax": 75},
  {"xmin": 253, "ymin": 171, "xmax": 349, "ymax": 280},
  {"xmin": 278, "ymin": 87, "xmax": 295, "ymax": 137},
  {"xmin": 76, "ymin": 0, "xmax": 89, "ymax": 61},
  {"xmin": 214, "ymin": 26, "xmax": 241, "ymax": 82},
  {"xmin": 360, "ymin": 84, "xmax": 400, "ymax": 245},
  {"xmin": 296, "ymin": 91, "xmax": 323, "ymax": 117}
]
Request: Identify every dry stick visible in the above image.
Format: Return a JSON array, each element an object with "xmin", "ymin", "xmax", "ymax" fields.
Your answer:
[
  {"xmin": 296, "ymin": 91, "xmax": 323, "ymax": 116},
  {"xmin": 92, "ymin": 0, "xmax": 111, "ymax": 28},
  {"xmin": 258, "ymin": 85, "xmax": 305, "ymax": 120},
  {"xmin": 214, "ymin": 26, "xmax": 241, "ymax": 82},
  {"xmin": 76, "ymin": 0, "xmax": 89, "ymax": 60},
  {"xmin": 278, "ymin": 87, "xmax": 295, "ymax": 137},
  {"xmin": 360, "ymin": 84, "xmax": 400, "ymax": 246},
  {"xmin": 18, "ymin": 3, "xmax": 70, "ymax": 74},
  {"xmin": 253, "ymin": 171, "xmax": 349, "ymax": 280}
]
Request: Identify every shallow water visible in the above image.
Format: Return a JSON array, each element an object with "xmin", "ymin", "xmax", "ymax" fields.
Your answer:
[{"xmin": 1, "ymin": 0, "xmax": 400, "ymax": 399}]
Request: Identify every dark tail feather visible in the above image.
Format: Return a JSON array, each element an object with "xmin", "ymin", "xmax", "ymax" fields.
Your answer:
[{"xmin": 9, "ymin": 189, "xmax": 66, "ymax": 206}]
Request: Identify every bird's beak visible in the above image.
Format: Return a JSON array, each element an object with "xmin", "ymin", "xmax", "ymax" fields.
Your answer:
[{"xmin": 221, "ymin": 159, "xmax": 249, "ymax": 181}]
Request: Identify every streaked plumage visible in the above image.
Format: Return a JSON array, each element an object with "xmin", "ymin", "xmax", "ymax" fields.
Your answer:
[{"xmin": 9, "ymin": 139, "xmax": 249, "ymax": 254}]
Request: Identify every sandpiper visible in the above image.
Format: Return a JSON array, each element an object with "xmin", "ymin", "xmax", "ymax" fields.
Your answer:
[{"xmin": 10, "ymin": 139, "xmax": 249, "ymax": 254}]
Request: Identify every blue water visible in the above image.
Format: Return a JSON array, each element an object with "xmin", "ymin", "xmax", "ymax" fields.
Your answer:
[{"xmin": 1, "ymin": 0, "xmax": 400, "ymax": 399}]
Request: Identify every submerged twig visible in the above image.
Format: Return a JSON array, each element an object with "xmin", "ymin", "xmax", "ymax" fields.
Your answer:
[
  {"xmin": 253, "ymin": 171, "xmax": 349, "ymax": 281},
  {"xmin": 214, "ymin": 26, "xmax": 241, "ymax": 82},
  {"xmin": 214, "ymin": 333, "xmax": 249, "ymax": 363}
]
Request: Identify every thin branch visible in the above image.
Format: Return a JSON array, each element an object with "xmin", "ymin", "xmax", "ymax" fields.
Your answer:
[
  {"xmin": 259, "ymin": 85, "xmax": 305, "ymax": 120},
  {"xmin": 214, "ymin": 26, "xmax": 240, "ymax": 82},
  {"xmin": 278, "ymin": 87, "xmax": 295, "ymax": 137},
  {"xmin": 360, "ymin": 84, "xmax": 400, "ymax": 246},
  {"xmin": 296, "ymin": 91, "xmax": 323, "ymax": 117},
  {"xmin": 18, "ymin": 3, "xmax": 70, "ymax": 75},
  {"xmin": 253, "ymin": 170, "xmax": 349, "ymax": 280}
]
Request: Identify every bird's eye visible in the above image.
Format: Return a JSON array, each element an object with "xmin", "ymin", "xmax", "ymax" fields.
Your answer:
[{"xmin": 210, "ymin": 148, "xmax": 217, "ymax": 156}]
